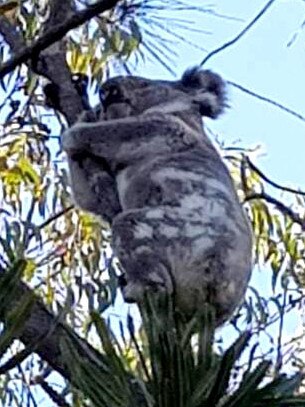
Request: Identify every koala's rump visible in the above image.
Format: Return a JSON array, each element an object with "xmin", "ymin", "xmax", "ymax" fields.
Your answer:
[
  {"xmin": 114, "ymin": 153, "xmax": 252, "ymax": 321},
  {"xmin": 118, "ymin": 200, "xmax": 251, "ymax": 323}
]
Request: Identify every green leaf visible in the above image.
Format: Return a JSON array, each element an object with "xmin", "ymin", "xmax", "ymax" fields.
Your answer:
[
  {"xmin": 206, "ymin": 331, "xmax": 251, "ymax": 405},
  {"xmin": 23, "ymin": 258, "xmax": 36, "ymax": 281},
  {"xmin": 252, "ymin": 372, "xmax": 304, "ymax": 401},
  {"xmin": 18, "ymin": 157, "xmax": 40, "ymax": 186},
  {"xmin": 110, "ymin": 30, "xmax": 122, "ymax": 52},
  {"xmin": 91, "ymin": 312, "xmax": 129, "ymax": 385},
  {"xmin": 224, "ymin": 360, "xmax": 270, "ymax": 406}
]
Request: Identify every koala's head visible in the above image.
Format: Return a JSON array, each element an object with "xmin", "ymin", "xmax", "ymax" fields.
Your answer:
[{"xmin": 101, "ymin": 67, "xmax": 227, "ymax": 120}]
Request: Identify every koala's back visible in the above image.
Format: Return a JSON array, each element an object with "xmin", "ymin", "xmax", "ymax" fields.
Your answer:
[{"xmin": 114, "ymin": 114, "xmax": 252, "ymax": 322}]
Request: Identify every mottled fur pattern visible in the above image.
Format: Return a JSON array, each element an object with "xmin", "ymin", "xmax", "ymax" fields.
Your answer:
[{"xmin": 62, "ymin": 68, "xmax": 252, "ymax": 324}]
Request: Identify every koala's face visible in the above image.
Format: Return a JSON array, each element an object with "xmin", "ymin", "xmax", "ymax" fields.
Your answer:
[
  {"xmin": 101, "ymin": 76, "xmax": 186, "ymax": 119},
  {"xmin": 101, "ymin": 69, "xmax": 226, "ymax": 120}
]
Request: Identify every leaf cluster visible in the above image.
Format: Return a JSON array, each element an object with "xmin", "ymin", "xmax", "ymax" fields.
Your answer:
[{"xmin": 62, "ymin": 295, "xmax": 305, "ymax": 407}]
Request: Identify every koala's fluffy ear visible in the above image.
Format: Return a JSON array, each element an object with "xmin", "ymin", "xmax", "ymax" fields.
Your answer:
[{"xmin": 180, "ymin": 67, "xmax": 227, "ymax": 119}]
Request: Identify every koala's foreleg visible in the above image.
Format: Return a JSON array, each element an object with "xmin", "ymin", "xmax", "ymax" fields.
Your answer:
[
  {"xmin": 62, "ymin": 114, "xmax": 173, "ymax": 160},
  {"xmin": 67, "ymin": 155, "xmax": 121, "ymax": 223}
]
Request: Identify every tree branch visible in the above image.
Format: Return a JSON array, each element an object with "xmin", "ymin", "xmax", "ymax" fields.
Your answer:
[
  {"xmin": 0, "ymin": 0, "xmax": 120, "ymax": 80},
  {"xmin": 200, "ymin": 0, "xmax": 276, "ymax": 66},
  {"xmin": 229, "ymin": 80, "xmax": 305, "ymax": 124},
  {"xmin": 28, "ymin": 206, "xmax": 74, "ymax": 242},
  {"xmin": 36, "ymin": 379, "xmax": 70, "ymax": 407},
  {"xmin": 0, "ymin": 0, "xmax": 122, "ymax": 390},
  {"xmin": 0, "ymin": 274, "xmax": 107, "ymax": 381},
  {"xmin": 245, "ymin": 156, "xmax": 305, "ymax": 197},
  {"xmin": 244, "ymin": 192, "xmax": 305, "ymax": 230}
]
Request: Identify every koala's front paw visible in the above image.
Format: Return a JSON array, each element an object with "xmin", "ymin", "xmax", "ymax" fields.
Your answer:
[{"xmin": 62, "ymin": 124, "xmax": 87, "ymax": 154}]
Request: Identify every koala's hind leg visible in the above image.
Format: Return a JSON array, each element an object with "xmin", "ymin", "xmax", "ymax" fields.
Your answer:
[{"xmin": 112, "ymin": 209, "xmax": 174, "ymax": 303}]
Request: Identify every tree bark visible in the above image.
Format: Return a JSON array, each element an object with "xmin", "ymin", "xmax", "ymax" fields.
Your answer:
[
  {"xmin": 0, "ymin": 0, "xmax": 120, "ymax": 382},
  {"xmin": 0, "ymin": 275, "xmax": 106, "ymax": 381}
]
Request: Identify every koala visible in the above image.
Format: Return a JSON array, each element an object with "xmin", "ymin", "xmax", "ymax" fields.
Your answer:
[{"xmin": 62, "ymin": 68, "xmax": 252, "ymax": 325}]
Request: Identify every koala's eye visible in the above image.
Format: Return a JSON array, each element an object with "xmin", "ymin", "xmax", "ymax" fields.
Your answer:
[
  {"xmin": 108, "ymin": 86, "xmax": 120, "ymax": 97},
  {"xmin": 103, "ymin": 86, "xmax": 125, "ymax": 108},
  {"xmin": 106, "ymin": 86, "xmax": 122, "ymax": 100}
]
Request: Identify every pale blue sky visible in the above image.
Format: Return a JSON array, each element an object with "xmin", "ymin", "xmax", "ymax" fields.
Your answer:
[{"xmin": 133, "ymin": 0, "xmax": 305, "ymax": 188}]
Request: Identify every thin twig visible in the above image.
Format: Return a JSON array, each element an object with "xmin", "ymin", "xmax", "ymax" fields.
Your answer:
[
  {"xmin": 245, "ymin": 156, "xmax": 305, "ymax": 197},
  {"xmin": 0, "ymin": 0, "xmax": 120, "ymax": 79},
  {"xmin": 200, "ymin": 0, "xmax": 277, "ymax": 66},
  {"xmin": 29, "ymin": 206, "xmax": 74, "ymax": 241},
  {"xmin": 37, "ymin": 379, "xmax": 70, "ymax": 407},
  {"xmin": 275, "ymin": 286, "xmax": 287, "ymax": 373},
  {"xmin": 244, "ymin": 192, "xmax": 305, "ymax": 230},
  {"xmin": 0, "ymin": 347, "xmax": 33, "ymax": 375},
  {"xmin": 37, "ymin": 206, "xmax": 74, "ymax": 231},
  {"xmin": 229, "ymin": 80, "xmax": 305, "ymax": 124}
]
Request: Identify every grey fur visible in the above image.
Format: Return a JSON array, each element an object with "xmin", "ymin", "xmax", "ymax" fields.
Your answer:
[{"xmin": 62, "ymin": 68, "xmax": 252, "ymax": 324}]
